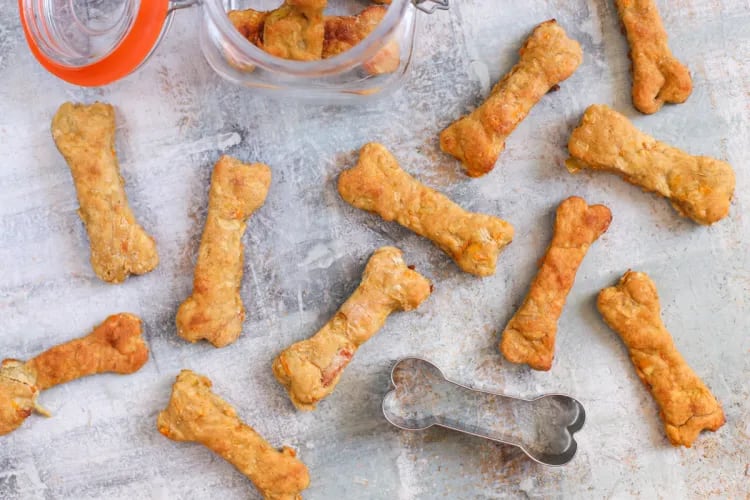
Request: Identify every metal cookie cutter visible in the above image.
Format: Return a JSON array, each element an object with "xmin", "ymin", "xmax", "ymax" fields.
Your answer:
[{"xmin": 382, "ymin": 357, "xmax": 586, "ymax": 466}]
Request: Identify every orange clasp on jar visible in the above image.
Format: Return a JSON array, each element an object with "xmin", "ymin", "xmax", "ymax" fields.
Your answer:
[{"xmin": 19, "ymin": 0, "xmax": 171, "ymax": 87}]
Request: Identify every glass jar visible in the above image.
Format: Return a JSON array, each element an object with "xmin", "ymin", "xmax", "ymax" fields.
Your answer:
[{"xmin": 18, "ymin": 0, "xmax": 449, "ymax": 101}]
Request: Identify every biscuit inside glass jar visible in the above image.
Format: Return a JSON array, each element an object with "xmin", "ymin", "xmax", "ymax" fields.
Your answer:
[
  {"xmin": 226, "ymin": 0, "xmax": 400, "ymax": 73},
  {"xmin": 200, "ymin": 0, "xmax": 416, "ymax": 99}
]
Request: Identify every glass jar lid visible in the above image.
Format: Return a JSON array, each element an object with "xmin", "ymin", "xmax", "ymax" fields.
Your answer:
[{"xmin": 18, "ymin": 0, "xmax": 171, "ymax": 87}]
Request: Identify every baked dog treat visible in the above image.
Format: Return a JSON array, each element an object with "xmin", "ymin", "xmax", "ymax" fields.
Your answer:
[
  {"xmin": 500, "ymin": 197, "xmax": 611, "ymax": 371},
  {"xmin": 597, "ymin": 271, "xmax": 725, "ymax": 447},
  {"xmin": 440, "ymin": 20, "xmax": 582, "ymax": 177},
  {"xmin": 323, "ymin": 6, "xmax": 385, "ymax": 57},
  {"xmin": 230, "ymin": 4, "xmax": 397, "ymax": 74},
  {"xmin": 51, "ymin": 102, "xmax": 159, "ymax": 283},
  {"xmin": 324, "ymin": 6, "xmax": 399, "ymax": 75},
  {"xmin": 158, "ymin": 370, "xmax": 310, "ymax": 500},
  {"xmin": 273, "ymin": 247, "xmax": 431, "ymax": 410},
  {"xmin": 360, "ymin": 40, "xmax": 400, "ymax": 75},
  {"xmin": 228, "ymin": 8, "xmax": 267, "ymax": 47},
  {"xmin": 567, "ymin": 105, "xmax": 735, "ymax": 225},
  {"xmin": 1, "ymin": 313, "xmax": 148, "ymax": 436},
  {"xmin": 0, "ymin": 361, "xmax": 47, "ymax": 437},
  {"xmin": 338, "ymin": 143, "xmax": 514, "ymax": 277},
  {"xmin": 615, "ymin": 0, "xmax": 692, "ymax": 114},
  {"xmin": 176, "ymin": 156, "xmax": 271, "ymax": 348},
  {"xmin": 263, "ymin": 0, "xmax": 326, "ymax": 61}
]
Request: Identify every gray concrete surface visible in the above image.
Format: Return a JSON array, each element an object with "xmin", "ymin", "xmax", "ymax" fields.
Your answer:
[{"xmin": 0, "ymin": 1, "xmax": 748, "ymax": 498}]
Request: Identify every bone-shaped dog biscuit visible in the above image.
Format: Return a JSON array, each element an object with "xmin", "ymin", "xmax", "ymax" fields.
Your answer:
[
  {"xmin": 273, "ymin": 247, "xmax": 431, "ymax": 410},
  {"xmin": 567, "ymin": 105, "xmax": 735, "ymax": 225},
  {"xmin": 338, "ymin": 143, "xmax": 514, "ymax": 277},
  {"xmin": 440, "ymin": 20, "xmax": 583, "ymax": 177},
  {"xmin": 500, "ymin": 197, "xmax": 611, "ymax": 371},
  {"xmin": 51, "ymin": 102, "xmax": 158, "ymax": 283},
  {"xmin": 177, "ymin": 156, "xmax": 271, "ymax": 348},
  {"xmin": 615, "ymin": 0, "xmax": 692, "ymax": 114},
  {"xmin": 0, "ymin": 313, "xmax": 148, "ymax": 436},
  {"xmin": 597, "ymin": 271, "xmax": 725, "ymax": 447},
  {"xmin": 158, "ymin": 370, "xmax": 310, "ymax": 500}
]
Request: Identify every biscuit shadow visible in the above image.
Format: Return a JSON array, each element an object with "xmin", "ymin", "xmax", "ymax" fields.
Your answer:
[{"xmin": 590, "ymin": 0, "xmax": 636, "ymax": 115}]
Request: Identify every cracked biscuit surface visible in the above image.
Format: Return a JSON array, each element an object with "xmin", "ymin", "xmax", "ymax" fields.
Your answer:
[
  {"xmin": 567, "ymin": 104, "xmax": 735, "ymax": 225},
  {"xmin": 158, "ymin": 370, "xmax": 310, "ymax": 500},
  {"xmin": 597, "ymin": 271, "xmax": 725, "ymax": 447},
  {"xmin": 440, "ymin": 20, "xmax": 582, "ymax": 177},
  {"xmin": 51, "ymin": 102, "xmax": 158, "ymax": 283}
]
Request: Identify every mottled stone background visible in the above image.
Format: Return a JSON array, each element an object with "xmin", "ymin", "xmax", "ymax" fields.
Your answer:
[{"xmin": 0, "ymin": 1, "xmax": 748, "ymax": 498}]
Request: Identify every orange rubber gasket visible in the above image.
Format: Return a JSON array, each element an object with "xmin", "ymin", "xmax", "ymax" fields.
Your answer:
[{"xmin": 18, "ymin": 0, "xmax": 170, "ymax": 87}]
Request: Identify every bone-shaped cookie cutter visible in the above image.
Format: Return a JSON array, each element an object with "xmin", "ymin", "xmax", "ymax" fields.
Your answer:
[{"xmin": 382, "ymin": 357, "xmax": 585, "ymax": 466}]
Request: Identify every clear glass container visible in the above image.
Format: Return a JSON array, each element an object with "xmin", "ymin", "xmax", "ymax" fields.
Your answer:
[{"xmin": 18, "ymin": 0, "xmax": 449, "ymax": 101}]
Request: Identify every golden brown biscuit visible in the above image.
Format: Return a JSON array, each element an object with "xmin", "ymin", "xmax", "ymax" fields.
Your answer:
[
  {"xmin": 597, "ymin": 271, "xmax": 725, "ymax": 447},
  {"xmin": 323, "ymin": 6, "xmax": 399, "ymax": 74},
  {"xmin": 228, "ymin": 8, "xmax": 267, "ymax": 47},
  {"xmin": 0, "ymin": 313, "xmax": 148, "ymax": 436},
  {"xmin": 230, "ymin": 4, "xmax": 397, "ymax": 74},
  {"xmin": 273, "ymin": 247, "xmax": 431, "ymax": 410},
  {"xmin": 440, "ymin": 20, "xmax": 582, "ymax": 177},
  {"xmin": 226, "ymin": 8, "xmax": 267, "ymax": 73},
  {"xmin": 27, "ymin": 313, "xmax": 149, "ymax": 390},
  {"xmin": 263, "ymin": 1, "xmax": 326, "ymax": 61},
  {"xmin": 51, "ymin": 102, "xmax": 159, "ymax": 283},
  {"xmin": 566, "ymin": 104, "xmax": 735, "ymax": 225},
  {"xmin": 615, "ymin": 0, "xmax": 692, "ymax": 114},
  {"xmin": 176, "ymin": 156, "xmax": 271, "ymax": 348},
  {"xmin": 323, "ymin": 7, "xmax": 385, "ymax": 58},
  {"xmin": 158, "ymin": 370, "xmax": 310, "ymax": 500},
  {"xmin": 338, "ymin": 143, "xmax": 514, "ymax": 277},
  {"xmin": 361, "ymin": 39, "xmax": 400, "ymax": 75},
  {"xmin": 0, "ymin": 361, "xmax": 47, "ymax": 437},
  {"xmin": 500, "ymin": 197, "xmax": 611, "ymax": 371}
]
